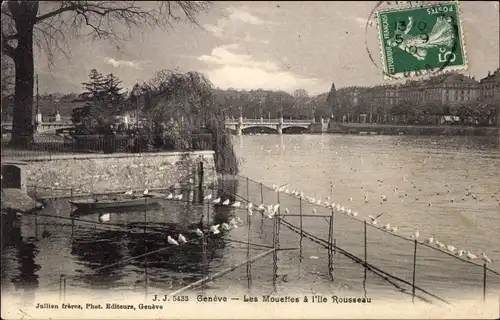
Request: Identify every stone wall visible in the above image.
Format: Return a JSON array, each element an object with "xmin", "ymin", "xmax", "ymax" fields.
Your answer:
[{"xmin": 23, "ymin": 151, "xmax": 216, "ymax": 197}]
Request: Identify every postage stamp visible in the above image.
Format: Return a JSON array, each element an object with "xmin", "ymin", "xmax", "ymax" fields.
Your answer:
[{"xmin": 376, "ymin": 1, "xmax": 467, "ymax": 79}]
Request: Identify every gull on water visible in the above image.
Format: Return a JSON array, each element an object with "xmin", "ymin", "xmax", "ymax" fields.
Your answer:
[
  {"xmin": 210, "ymin": 225, "xmax": 221, "ymax": 234},
  {"xmin": 195, "ymin": 228, "xmax": 204, "ymax": 237},
  {"xmin": 178, "ymin": 234, "xmax": 187, "ymax": 244},
  {"xmin": 481, "ymin": 252, "xmax": 492, "ymax": 264},
  {"xmin": 229, "ymin": 219, "xmax": 238, "ymax": 229},
  {"xmin": 222, "ymin": 199, "xmax": 230, "ymax": 206},
  {"xmin": 167, "ymin": 236, "xmax": 179, "ymax": 246},
  {"xmin": 232, "ymin": 201, "xmax": 241, "ymax": 208},
  {"xmin": 204, "ymin": 194, "xmax": 212, "ymax": 200}
]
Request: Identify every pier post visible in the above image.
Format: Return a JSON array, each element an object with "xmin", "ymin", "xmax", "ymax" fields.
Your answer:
[
  {"xmin": 198, "ymin": 161, "xmax": 204, "ymax": 203},
  {"xmin": 483, "ymin": 263, "xmax": 487, "ymax": 302},
  {"xmin": 363, "ymin": 220, "xmax": 367, "ymax": 266},
  {"xmin": 412, "ymin": 239, "xmax": 417, "ymax": 303}
]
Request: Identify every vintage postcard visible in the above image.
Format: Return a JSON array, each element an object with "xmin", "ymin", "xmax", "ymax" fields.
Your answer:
[{"xmin": 1, "ymin": 1, "xmax": 499, "ymax": 319}]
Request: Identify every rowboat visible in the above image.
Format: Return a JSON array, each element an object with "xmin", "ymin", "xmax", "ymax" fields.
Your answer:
[{"xmin": 69, "ymin": 192, "xmax": 166, "ymax": 212}]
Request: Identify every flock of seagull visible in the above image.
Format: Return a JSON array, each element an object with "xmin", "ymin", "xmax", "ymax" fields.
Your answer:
[{"xmin": 125, "ymin": 185, "xmax": 494, "ymax": 266}]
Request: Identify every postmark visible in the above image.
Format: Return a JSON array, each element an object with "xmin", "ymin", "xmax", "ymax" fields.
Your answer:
[{"xmin": 375, "ymin": 1, "xmax": 467, "ymax": 80}]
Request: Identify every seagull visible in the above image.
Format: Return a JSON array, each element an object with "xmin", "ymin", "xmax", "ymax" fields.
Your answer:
[
  {"xmin": 348, "ymin": 197, "xmax": 353, "ymax": 202},
  {"xmin": 481, "ymin": 252, "xmax": 492, "ymax": 264},
  {"xmin": 368, "ymin": 212, "xmax": 384, "ymax": 225},
  {"xmin": 232, "ymin": 201, "xmax": 241, "ymax": 208},
  {"xmin": 390, "ymin": 226, "xmax": 398, "ymax": 233},
  {"xmin": 174, "ymin": 194, "xmax": 183, "ymax": 200},
  {"xmin": 364, "ymin": 195, "xmax": 369, "ymax": 203},
  {"xmin": 381, "ymin": 195, "xmax": 387, "ymax": 201},
  {"xmin": 222, "ymin": 199, "xmax": 230, "ymax": 205},
  {"xmin": 167, "ymin": 193, "xmax": 173, "ymax": 199},
  {"xmin": 324, "ymin": 201, "xmax": 330, "ymax": 207},
  {"xmin": 456, "ymin": 249, "xmax": 465, "ymax": 257},
  {"xmin": 222, "ymin": 222, "xmax": 231, "ymax": 230},
  {"xmin": 195, "ymin": 228, "xmax": 204, "ymax": 237},
  {"xmin": 427, "ymin": 235, "xmax": 434, "ymax": 245},
  {"xmin": 178, "ymin": 234, "xmax": 187, "ymax": 244},
  {"xmin": 435, "ymin": 240, "xmax": 446, "ymax": 249},
  {"xmin": 447, "ymin": 245, "xmax": 456, "ymax": 253},
  {"xmin": 284, "ymin": 208, "xmax": 289, "ymax": 214},
  {"xmin": 383, "ymin": 223, "xmax": 391, "ymax": 230},
  {"xmin": 312, "ymin": 208, "xmax": 317, "ymax": 214},
  {"xmin": 210, "ymin": 225, "xmax": 221, "ymax": 234},
  {"xmin": 411, "ymin": 230, "xmax": 420, "ymax": 240},
  {"xmin": 247, "ymin": 202, "xmax": 253, "ymax": 210},
  {"xmin": 229, "ymin": 218, "xmax": 238, "ymax": 229},
  {"xmin": 124, "ymin": 190, "xmax": 133, "ymax": 195},
  {"xmin": 167, "ymin": 236, "xmax": 179, "ymax": 245},
  {"xmin": 204, "ymin": 194, "xmax": 212, "ymax": 200},
  {"xmin": 143, "ymin": 189, "xmax": 149, "ymax": 195},
  {"xmin": 466, "ymin": 251, "xmax": 478, "ymax": 260},
  {"xmin": 273, "ymin": 204, "xmax": 280, "ymax": 214},
  {"xmin": 351, "ymin": 211, "xmax": 358, "ymax": 217},
  {"xmin": 213, "ymin": 197, "xmax": 221, "ymax": 204},
  {"xmin": 257, "ymin": 204, "xmax": 265, "ymax": 212}
]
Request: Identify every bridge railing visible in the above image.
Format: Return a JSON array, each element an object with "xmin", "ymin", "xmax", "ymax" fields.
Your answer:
[
  {"xmin": 225, "ymin": 119, "xmax": 313, "ymax": 124},
  {"xmin": 1, "ymin": 133, "xmax": 213, "ymax": 160}
]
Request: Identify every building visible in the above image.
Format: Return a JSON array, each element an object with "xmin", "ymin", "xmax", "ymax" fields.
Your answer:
[{"xmin": 479, "ymin": 68, "xmax": 500, "ymax": 100}]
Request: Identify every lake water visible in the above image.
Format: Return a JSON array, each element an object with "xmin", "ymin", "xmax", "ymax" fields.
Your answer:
[{"xmin": 2, "ymin": 134, "xmax": 500, "ymax": 307}]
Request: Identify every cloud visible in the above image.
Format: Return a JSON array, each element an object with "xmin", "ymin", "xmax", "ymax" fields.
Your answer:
[
  {"xmin": 197, "ymin": 45, "xmax": 328, "ymax": 95},
  {"xmin": 226, "ymin": 7, "xmax": 264, "ymax": 25},
  {"xmin": 103, "ymin": 57, "xmax": 141, "ymax": 69}
]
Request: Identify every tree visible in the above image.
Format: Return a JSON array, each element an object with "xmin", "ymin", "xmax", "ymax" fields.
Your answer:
[
  {"xmin": 71, "ymin": 69, "xmax": 125, "ymax": 131},
  {"xmin": 325, "ymin": 83, "xmax": 338, "ymax": 120},
  {"xmin": 141, "ymin": 69, "xmax": 238, "ymax": 174},
  {"xmin": 1, "ymin": 1, "xmax": 211, "ymax": 146}
]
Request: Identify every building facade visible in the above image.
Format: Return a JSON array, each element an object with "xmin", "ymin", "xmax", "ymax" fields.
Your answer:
[{"xmin": 479, "ymin": 68, "xmax": 500, "ymax": 100}]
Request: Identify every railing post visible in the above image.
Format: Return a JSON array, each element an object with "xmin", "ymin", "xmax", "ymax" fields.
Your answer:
[
  {"xmin": 412, "ymin": 239, "xmax": 417, "ymax": 303},
  {"xmin": 363, "ymin": 220, "xmax": 367, "ymax": 266},
  {"xmin": 70, "ymin": 187, "xmax": 73, "ymax": 201},
  {"xmin": 483, "ymin": 263, "xmax": 487, "ymax": 302},
  {"xmin": 198, "ymin": 161, "xmax": 204, "ymax": 204},
  {"xmin": 260, "ymin": 182, "xmax": 263, "ymax": 204},
  {"xmin": 246, "ymin": 177, "xmax": 249, "ymax": 203}
]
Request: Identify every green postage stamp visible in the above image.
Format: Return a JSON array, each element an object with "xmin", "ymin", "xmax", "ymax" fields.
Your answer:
[{"xmin": 376, "ymin": 1, "xmax": 467, "ymax": 79}]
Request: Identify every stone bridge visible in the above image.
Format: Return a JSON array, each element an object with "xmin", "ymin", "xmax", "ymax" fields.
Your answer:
[{"xmin": 225, "ymin": 117, "xmax": 326, "ymax": 135}]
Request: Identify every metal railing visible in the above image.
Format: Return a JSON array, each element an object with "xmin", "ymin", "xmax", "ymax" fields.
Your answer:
[
  {"xmin": 4, "ymin": 174, "xmax": 498, "ymax": 305},
  {"xmin": 1, "ymin": 133, "xmax": 213, "ymax": 160}
]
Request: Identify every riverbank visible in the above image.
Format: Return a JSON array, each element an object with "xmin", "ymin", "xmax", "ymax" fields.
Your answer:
[{"xmin": 328, "ymin": 123, "xmax": 498, "ymax": 136}]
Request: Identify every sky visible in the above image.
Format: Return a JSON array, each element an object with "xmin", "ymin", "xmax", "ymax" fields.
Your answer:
[{"xmin": 34, "ymin": 1, "xmax": 499, "ymax": 96}]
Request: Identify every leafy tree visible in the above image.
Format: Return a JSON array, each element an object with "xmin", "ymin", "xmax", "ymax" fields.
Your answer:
[
  {"xmin": 71, "ymin": 69, "xmax": 125, "ymax": 132},
  {"xmin": 140, "ymin": 69, "xmax": 238, "ymax": 174},
  {"xmin": 1, "ymin": 1, "xmax": 210, "ymax": 146}
]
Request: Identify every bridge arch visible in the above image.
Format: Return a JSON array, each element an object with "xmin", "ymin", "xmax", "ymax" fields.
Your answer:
[
  {"xmin": 241, "ymin": 126, "xmax": 278, "ymax": 134},
  {"xmin": 282, "ymin": 126, "xmax": 309, "ymax": 134}
]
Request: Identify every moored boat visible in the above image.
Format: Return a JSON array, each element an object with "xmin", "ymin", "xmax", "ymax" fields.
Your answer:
[{"xmin": 69, "ymin": 192, "xmax": 166, "ymax": 212}]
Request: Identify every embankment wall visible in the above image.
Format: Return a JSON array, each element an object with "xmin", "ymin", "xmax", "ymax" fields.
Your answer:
[{"xmin": 19, "ymin": 151, "xmax": 216, "ymax": 197}]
